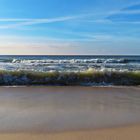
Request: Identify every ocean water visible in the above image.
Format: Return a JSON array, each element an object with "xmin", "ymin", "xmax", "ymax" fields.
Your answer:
[
  {"xmin": 0, "ymin": 55, "xmax": 140, "ymax": 86},
  {"xmin": 0, "ymin": 55, "xmax": 140, "ymax": 72}
]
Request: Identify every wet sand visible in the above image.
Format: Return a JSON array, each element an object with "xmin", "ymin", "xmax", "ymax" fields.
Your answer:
[
  {"xmin": 0, "ymin": 124, "xmax": 140, "ymax": 140},
  {"xmin": 0, "ymin": 86, "xmax": 140, "ymax": 139}
]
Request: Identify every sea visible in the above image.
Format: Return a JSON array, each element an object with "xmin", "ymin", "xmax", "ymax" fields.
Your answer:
[
  {"xmin": 0, "ymin": 55, "xmax": 140, "ymax": 86},
  {"xmin": 0, "ymin": 55, "xmax": 140, "ymax": 72}
]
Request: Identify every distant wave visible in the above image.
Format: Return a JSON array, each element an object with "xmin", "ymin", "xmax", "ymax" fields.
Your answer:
[
  {"xmin": 0, "ymin": 69, "xmax": 140, "ymax": 86},
  {"xmin": 11, "ymin": 58, "xmax": 139, "ymax": 64}
]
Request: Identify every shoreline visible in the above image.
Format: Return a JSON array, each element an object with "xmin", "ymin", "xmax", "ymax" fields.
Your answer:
[{"xmin": 1, "ymin": 85, "xmax": 140, "ymax": 88}]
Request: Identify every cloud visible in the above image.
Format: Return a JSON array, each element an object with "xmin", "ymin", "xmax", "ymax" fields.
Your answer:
[
  {"xmin": 1, "ymin": 6, "xmax": 140, "ymax": 30},
  {"xmin": 0, "ymin": 1, "xmax": 140, "ymax": 30},
  {"xmin": 106, "ymin": 3, "xmax": 140, "ymax": 23},
  {"xmin": 0, "ymin": 16, "xmax": 78, "ymax": 29},
  {"xmin": 0, "ymin": 13, "xmax": 96, "ymax": 29}
]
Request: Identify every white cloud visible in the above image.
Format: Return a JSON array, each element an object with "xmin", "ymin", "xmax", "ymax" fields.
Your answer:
[
  {"xmin": 0, "ymin": 1, "xmax": 140, "ymax": 30},
  {"xmin": 0, "ymin": 13, "xmax": 96, "ymax": 29},
  {"xmin": 0, "ymin": 16, "xmax": 78, "ymax": 29}
]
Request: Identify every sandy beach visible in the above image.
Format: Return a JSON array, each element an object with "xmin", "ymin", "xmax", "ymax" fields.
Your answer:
[
  {"xmin": 0, "ymin": 124, "xmax": 140, "ymax": 140},
  {"xmin": 0, "ymin": 86, "xmax": 140, "ymax": 139}
]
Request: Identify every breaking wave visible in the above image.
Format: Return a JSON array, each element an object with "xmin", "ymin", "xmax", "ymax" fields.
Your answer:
[{"xmin": 0, "ymin": 69, "xmax": 140, "ymax": 86}]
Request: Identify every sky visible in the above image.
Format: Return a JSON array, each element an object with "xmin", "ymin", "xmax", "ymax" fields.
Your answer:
[{"xmin": 0, "ymin": 0, "xmax": 140, "ymax": 55}]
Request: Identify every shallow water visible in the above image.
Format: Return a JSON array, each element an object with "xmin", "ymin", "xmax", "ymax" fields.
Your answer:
[{"xmin": 0, "ymin": 86, "xmax": 140, "ymax": 133}]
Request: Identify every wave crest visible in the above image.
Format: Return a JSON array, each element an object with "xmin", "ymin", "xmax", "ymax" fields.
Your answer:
[{"xmin": 0, "ymin": 69, "xmax": 140, "ymax": 86}]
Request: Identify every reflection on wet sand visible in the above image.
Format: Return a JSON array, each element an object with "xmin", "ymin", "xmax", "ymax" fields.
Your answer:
[{"xmin": 0, "ymin": 86, "xmax": 140, "ymax": 133}]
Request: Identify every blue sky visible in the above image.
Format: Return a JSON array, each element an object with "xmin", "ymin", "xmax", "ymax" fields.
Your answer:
[{"xmin": 0, "ymin": 0, "xmax": 140, "ymax": 55}]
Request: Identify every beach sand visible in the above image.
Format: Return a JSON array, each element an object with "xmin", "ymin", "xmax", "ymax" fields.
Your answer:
[
  {"xmin": 0, "ymin": 124, "xmax": 140, "ymax": 140},
  {"xmin": 0, "ymin": 86, "xmax": 140, "ymax": 139}
]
